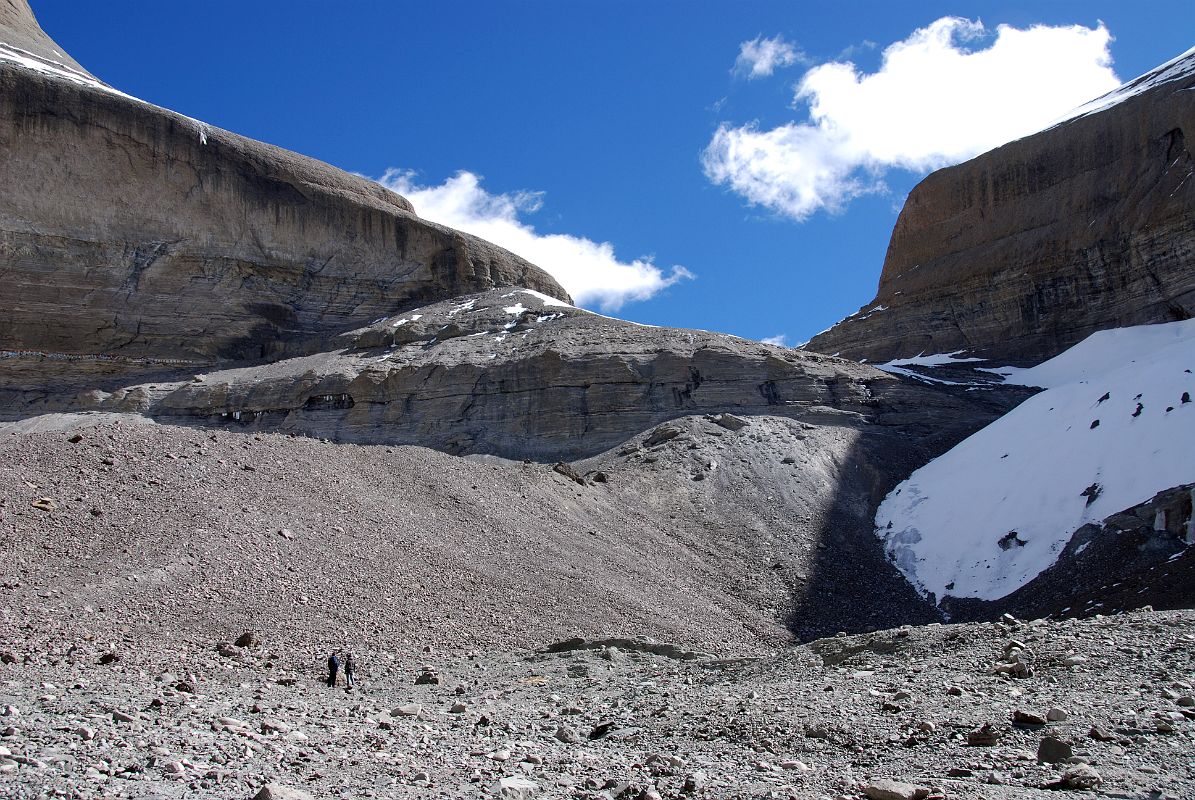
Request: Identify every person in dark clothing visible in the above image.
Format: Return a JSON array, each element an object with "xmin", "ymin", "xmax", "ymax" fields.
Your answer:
[
  {"xmin": 326, "ymin": 651, "xmax": 340, "ymax": 687},
  {"xmin": 344, "ymin": 652, "xmax": 357, "ymax": 689}
]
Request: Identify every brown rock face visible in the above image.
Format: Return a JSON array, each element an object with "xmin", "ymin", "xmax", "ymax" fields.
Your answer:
[
  {"xmin": 807, "ymin": 48, "xmax": 1195, "ymax": 365},
  {"xmin": 0, "ymin": 2, "xmax": 568, "ymax": 368}
]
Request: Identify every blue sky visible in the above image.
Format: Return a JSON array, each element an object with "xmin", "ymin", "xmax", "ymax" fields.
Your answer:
[{"xmin": 33, "ymin": 1, "xmax": 1195, "ymax": 345}]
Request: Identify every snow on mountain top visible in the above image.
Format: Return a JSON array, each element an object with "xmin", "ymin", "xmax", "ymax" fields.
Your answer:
[
  {"xmin": 0, "ymin": 41, "xmax": 130, "ymax": 99},
  {"xmin": 877, "ymin": 319, "xmax": 1195, "ymax": 604},
  {"xmin": 1051, "ymin": 44, "xmax": 1195, "ymax": 128},
  {"xmin": 0, "ymin": 41, "xmax": 210, "ymax": 143}
]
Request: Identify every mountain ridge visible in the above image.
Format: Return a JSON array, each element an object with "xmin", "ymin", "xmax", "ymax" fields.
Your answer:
[{"xmin": 806, "ymin": 44, "xmax": 1195, "ymax": 365}]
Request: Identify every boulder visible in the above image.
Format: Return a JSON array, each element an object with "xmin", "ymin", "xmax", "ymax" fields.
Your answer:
[{"xmin": 860, "ymin": 778, "xmax": 930, "ymax": 800}]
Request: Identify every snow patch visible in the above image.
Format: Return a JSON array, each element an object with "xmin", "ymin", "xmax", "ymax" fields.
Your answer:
[
  {"xmin": 875, "ymin": 350, "xmax": 984, "ymax": 385},
  {"xmin": 1050, "ymin": 44, "xmax": 1195, "ymax": 128},
  {"xmin": 878, "ymin": 319, "xmax": 1195, "ymax": 603},
  {"xmin": 516, "ymin": 289, "xmax": 573, "ymax": 308}
]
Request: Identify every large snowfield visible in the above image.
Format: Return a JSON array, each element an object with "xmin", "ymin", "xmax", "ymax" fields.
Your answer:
[{"xmin": 877, "ymin": 319, "xmax": 1195, "ymax": 603}]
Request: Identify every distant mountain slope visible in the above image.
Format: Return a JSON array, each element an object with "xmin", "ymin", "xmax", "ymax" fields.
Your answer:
[
  {"xmin": 0, "ymin": 0, "xmax": 90, "ymax": 76},
  {"xmin": 0, "ymin": 0, "xmax": 568, "ymax": 376},
  {"xmin": 877, "ymin": 318, "xmax": 1195, "ymax": 605},
  {"xmin": 807, "ymin": 46, "xmax": 1195, "ymax": 365}
]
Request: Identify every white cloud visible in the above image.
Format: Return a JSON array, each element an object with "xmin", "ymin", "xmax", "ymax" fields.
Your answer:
[
  {"xmin": 734, "ymin": 34, "xmax": 808, "ymax": 79},
  {"xmin": 705, "ymin": 17, "xmax": 1120, "ymax": 221},
  {"xmin": 378, "ymin": 170, "xmax": 691, "ymax": 311},
  {"xmin": 760, "ymin": 334, "xmax": 789, "ymax": 347}
]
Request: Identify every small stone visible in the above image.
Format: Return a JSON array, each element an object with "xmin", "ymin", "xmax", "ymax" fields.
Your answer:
[
  {"xmin": 111, "ymin": 710, "xmax": 135, "ymax": 723},
  {"xmin": 1088, "ymin": 726, "xmax": 1117, "ymax": 742},
  {"xmin": 860, "ymin": 778, "xmax": 930, "ymax": 800},
  {"xmin": 967, "ymin": 723, "xmax": 1001, "ymax": 747},
  {"xmin": 98, "ymin": 652, "xmax": 118, "ymax": 665},
  {"xmin": 1037, "ymin": 736, "xmax": 1073, "ymax": 763},
  {"xmin": 1046, "ymin": 707, "xmax": 1068, "ymax": 722},
  {"xmin": 1012, "ymin": 709, "xmax": 1048, "ymax": 726},
  {"xmin": 414, "ymin": 670, "xmax": 440, "ymax": 685},
  {"xmin": 492, "ymin": 776, "xmax": 539, "ymax": 799},
  {"xmin": 705, "ymin": 412, "xmax": 749, "ymax": 431},
  {"xmin": 555, "ymin": 726, "xmax": 581, "ymax": 744},
  {"xmin": 252, "ymin": 784, "xmax": 317, "ymax": 800},
  {"xmin": 1062, "ymin": 655, "xmax": 1087, "ymax": 666},
  {"xmin": 1056, "ymin": 764, "xmax": 1101, "ymax": 790},
  {"xmin": 487, "ymin": 748, "xmax": 512, "ymax": 761},
  {"xmin": 260, "ymin": 719, "xmax": 290, "ymax": 734},
  {"xmin": 448, "ymin": 702, "xmax": 467, "ymax": 714},
  {"xmin": 75, "ymin": 726, "xmax": 95, "ymax": 740},
  {"xmin": 234, "ymin": 631, "xmax": 258, "ymax": 648},
  {"xmin": 946, "ymin": 686, "xmax": 964, "ymax": 696},
  {"xmin": 682, "ymin": 772, "xmax": 708, "ymax": 793},
  {"xmin": 392, "ymin": 704, "xmax": 422, "ymax": 718}
]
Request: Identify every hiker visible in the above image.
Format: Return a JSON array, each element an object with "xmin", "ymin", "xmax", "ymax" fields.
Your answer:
[
  {"xmin": 344, "ymin": 652, "xmax": 357, "ymax": 689},
  {"xmin": 326, "ymin": 651, "xmax": 340, "ymax": 687}
]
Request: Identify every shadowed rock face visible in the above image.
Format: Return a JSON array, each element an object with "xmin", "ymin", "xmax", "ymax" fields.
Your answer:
[
  {"xmin": 0, "ymin": 1, "xmax": 568, "ymax": 368},
  {"xmin": 808, "ymin": 48, "xmax": 1195, "ymax": 365}
]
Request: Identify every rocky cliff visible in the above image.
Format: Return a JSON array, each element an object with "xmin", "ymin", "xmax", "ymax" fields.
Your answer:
[
  {"xmin": 807, "ymin": 47, "xmax": 1195, "ymax": 365},
  {"xmin": 0, "ymin": 0, "xmax": 568, "ymax": 372},
  {"xmin": 4, "ymin": 288, "xmax": 1013, "ymax": 462}
]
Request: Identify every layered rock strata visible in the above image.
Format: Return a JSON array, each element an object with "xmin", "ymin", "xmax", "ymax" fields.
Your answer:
[
  {"xmin": 3, "ymin": 289, "xmax": 1010, "ymax": 461},
  {"xmin": 0, "ymin": 1, "xmax": 567, "ymax": 372},
  {"xmin": 807, "ymin": 47, "xmax": 1195, "ymax": 365}
]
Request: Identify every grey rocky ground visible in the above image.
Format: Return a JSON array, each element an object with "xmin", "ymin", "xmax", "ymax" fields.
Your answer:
[
  {"xmin": 2, "ymin": 423, "xmax": 1193, "ymax": 799},
  {"xmin": 0, "ymin": 608, "xmax": 1192, "ymax": 799}
]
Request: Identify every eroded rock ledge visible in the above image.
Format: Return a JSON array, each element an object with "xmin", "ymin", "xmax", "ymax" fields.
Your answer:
[{"xmin": 3, "ymin": 289, "xmax": 1009, "ymax": 461}]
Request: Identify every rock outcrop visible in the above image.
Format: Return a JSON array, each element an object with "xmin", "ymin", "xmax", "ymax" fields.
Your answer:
[
  {"xmin": 0, "ymin": 0, "xmax": 568, "ymax": 372},
  {"xmin": 807, "ymin": 47, "xmax": 1195, "ymax": 365},
  {"xmin": 4, "ymin": 289, "xmax": 1012, "ymax": 461}
]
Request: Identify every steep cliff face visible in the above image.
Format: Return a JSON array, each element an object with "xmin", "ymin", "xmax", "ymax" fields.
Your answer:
[
  {"xmin": 807, "ymin": 47, "xmax": 1195, "ymax": 365},
  {"xmin": 0, "ymin": 1, "xmax": 568, "ymax": 369}
]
